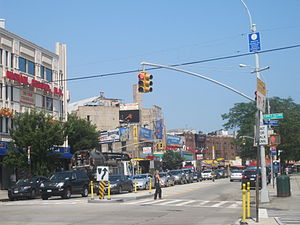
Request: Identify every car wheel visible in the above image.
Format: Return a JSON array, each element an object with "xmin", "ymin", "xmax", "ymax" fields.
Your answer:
[
  {"xmin": 82, "ymin": 186, "xmax": 89, "ymax": 197},
  {"xmin": 30, "ymin": 189, "xmax": 36, "ymax": 199},
  {"xmin": 118, "ymin": 186, "xmax": 122, "ymax": 194},
  {"xmin": 42, "ymin": 194, "xmax": 48, "ymax": 200},
  {"xmin": 230, "ymin": 179, "xmax": 233, "ymax": 182},
  {"xmin": 63, "ymin": 187, "xmax": 71, "ymax": 199},
  {"xmin": 128, "ymin": 185, "xmax": 133, "ymax": 193}
]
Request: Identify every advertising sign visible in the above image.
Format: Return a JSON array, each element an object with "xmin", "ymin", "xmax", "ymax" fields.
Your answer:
[
  {"xmin": 139, "ymin": 127, "xmax": 153, "ymax": 140},
  {"xmin": 155, "ymin": 119, "xmax": 163, "ymax": 139},
  {"xmin": 167, "ymin": 135, "xmax": 181, "ymax": 146},
  {"xmin": 20, "ymin": 89, "xmax": 35, "ymax": 107},
  {"xmin": 99, "ymin": 129, "xmax": 120, "ymax": 143},
  {"xmin": 119, "ymin": 127, "xmax": 129, "ymax": 142},
  {"xmin": 143, "ymin": 147, "xmax": 152, "ymax": 154},
  {"xmin": 119, "ymin": 110, "xmax": 140, "ymax": 123}
]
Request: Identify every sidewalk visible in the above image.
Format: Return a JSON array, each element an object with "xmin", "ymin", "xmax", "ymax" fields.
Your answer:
[{"xmin": 239, "ymin": 174, "xmax": 300, "ymax": 225}]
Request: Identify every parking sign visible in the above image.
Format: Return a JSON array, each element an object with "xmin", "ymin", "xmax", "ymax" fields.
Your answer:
[{"xmin": 249, "ymin": 32, "xmax": 261, "ymax": 52}]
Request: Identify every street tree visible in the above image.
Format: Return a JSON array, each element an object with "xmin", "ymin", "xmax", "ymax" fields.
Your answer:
[
  {"xmin": 162, "ymin": 150, "xmax": 184, "ymax": 170},
  {"xmin": 64, "ymin": 114, "xmax": 99, "ymax": 154},
  {"xmin": 222, "ymin": 97, "xmax": 300, "ymax": 161},
  {"xmin": 3, "ymin": 110, "xmax": 66, "ymax": 176}
]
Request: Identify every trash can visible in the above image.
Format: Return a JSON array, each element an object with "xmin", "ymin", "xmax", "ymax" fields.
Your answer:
[{"xmin": 276, "ymin": 175, "xmax": 291, "ymax": 197}]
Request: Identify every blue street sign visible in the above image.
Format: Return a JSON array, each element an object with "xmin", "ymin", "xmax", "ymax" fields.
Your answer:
[
  {"xmin": 263, "ymin": 120, "xmax": 279, "ymax": 126},
  {"xmin": 271, "ymin": 150, "xmax": 277, "ymax": 156},
  {"xmin": 248, "ymin": 32, "xmax": 261, "ymax": 52}
]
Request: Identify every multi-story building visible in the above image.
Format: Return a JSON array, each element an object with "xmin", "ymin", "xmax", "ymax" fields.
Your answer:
[{"xmin": 0, "ymin": 21, "xmax": 68, "ymax": 189}]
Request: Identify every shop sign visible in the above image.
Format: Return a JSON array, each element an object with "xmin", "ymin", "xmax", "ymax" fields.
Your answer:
[
  {"xmin": 139, "ymin": 127, "xmax": 153, "ymax": 140},
  {"xmin": 20, "ymin": 89, "xmax": 35, "ymax": 106}
]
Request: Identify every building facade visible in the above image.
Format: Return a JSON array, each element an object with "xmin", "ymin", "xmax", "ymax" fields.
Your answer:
[{"xmin": 0, "ymin": 22, "xmax": 68, "ymax": 189}]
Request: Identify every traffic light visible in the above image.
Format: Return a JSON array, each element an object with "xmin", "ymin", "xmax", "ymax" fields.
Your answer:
[
  {"xmin": 138, "ymin": 71, "xmax": 153, "ymax": 93},
  {"xmin": 269, "ymin": 134, "xmax": 280, "ymax": 145}
]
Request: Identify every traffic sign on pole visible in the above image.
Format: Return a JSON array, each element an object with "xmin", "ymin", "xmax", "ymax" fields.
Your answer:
[
  {"xmin": 259, "ymin": 125, "xmax": 268, "ymax": 145},
  {"xmin": 96, "ymin": 166, "xmax": 109, "ymax": 181},
  {"xmin": 263, "ymin": 113, "xmax": 284, "ymax": 120},
  {"xmin": 249, "ymin": 32, "xmax": 261, "ymax": 52},
  {"xmin": 263, "ymin": 120, "xmax": 279, "ymax": 126}
]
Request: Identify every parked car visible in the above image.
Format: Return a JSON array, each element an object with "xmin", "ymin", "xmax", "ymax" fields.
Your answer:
[
  {"xmin": 159, "ymin": 172, "xmax": 174, "ymax": 187},
  {"xmin": 241, "ymin": 169, "xmax": 261, "ymax": 188},
  {"xmin": 215, "ymin": 169, "xmax": 226, "ymax": 178},
  {"xmin": 8, "ymin": 176, "xmax": 48, "ymax": 201},
  {"xmin": 107, "ymin": 174, "xmax": 134, "ymax": 194},
  {"xmin": 201, "ymin": 170, "xmax": 215, "ymax": 180},
  {"xmin": 181, "ymin": 169, "xmax": 194, "ymax": 183},
  {"xmin": 132, "ymin": 174, "xmax": 153, "ymax": 190},
  {"xmin": 169, "ymin": 170, "xmax": 186, "ymax": 184},
  {"xmin": 40, "ymin": 170, "xmax": 90, "ymax": 200},
  {"xmin": 230, "ymin": 170, "xmax": 243, "ymax": 182}
]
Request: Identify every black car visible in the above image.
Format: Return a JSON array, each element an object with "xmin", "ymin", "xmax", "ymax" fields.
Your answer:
[
  {"xmin": 40, "ymin": 170, "xmax": 90, "ymax": 200},
  {"xmin": 107, "ymin": 174, "xmax": 133, "ymax": 194},
  {"xmin": 192, "ymin": 171, "xmax": 202, "ymax": 182},
  {"xmin": 8, "ymin": 176, "xmax": 48, "ymax": 201}
]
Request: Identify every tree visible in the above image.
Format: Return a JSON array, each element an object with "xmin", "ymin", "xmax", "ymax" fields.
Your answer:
[
  {"xmin": 3, "ymin": 110, "xmax": 66, "ymax": 176},
  {"xmin": 65, "ymin": 114, "xmax": 99, "ymax": 154},
  {"xmin": 162, "ymin": 150, "xmax": 184, "ymax": 170},
  {"xmin": 222, "ymin": 97, "xmax": 300, "ymax": 161}
]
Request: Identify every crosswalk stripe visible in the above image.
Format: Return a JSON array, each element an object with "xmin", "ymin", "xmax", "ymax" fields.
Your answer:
[
  {"xmin": 210, "ymin": 201, "xmax": 228, "ymax": 207},
  {"xmin": 196, "ymin": 200, "xmax": 210, "ymax": 206},
  {"xmin": 175, "ymin": 200, "xmax": 196, "ymax": 206},
  {"xmin": 141, "ymin": 199, "xmax": 167, "ymax": 205},
  {"xmin": 156, "ymin": 199, "xmax": 183, "ymax": 205}
]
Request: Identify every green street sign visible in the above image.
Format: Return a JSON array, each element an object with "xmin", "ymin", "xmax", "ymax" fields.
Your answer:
[{"xmin": 263, "ymin": 113, "xmax": 284, "ymax": 120}]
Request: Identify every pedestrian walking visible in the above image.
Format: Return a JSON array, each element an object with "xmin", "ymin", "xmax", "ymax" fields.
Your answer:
[{"xmin": 154, "ymin": 171, "xmax": 162, "ymax": 200}]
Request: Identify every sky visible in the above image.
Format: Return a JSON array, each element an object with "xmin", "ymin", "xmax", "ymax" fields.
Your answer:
[{"xmin": 1, "ymin": 0, "xmax": 299, "ymax": 133}]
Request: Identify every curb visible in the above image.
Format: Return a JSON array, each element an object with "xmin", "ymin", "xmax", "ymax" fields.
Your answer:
[{"xmin": 87, "ymin": 193, "xmax": 153, "ymax": 203}]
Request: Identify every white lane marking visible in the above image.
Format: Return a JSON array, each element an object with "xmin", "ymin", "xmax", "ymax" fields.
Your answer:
[
  {"xmin": 156, "ymin": 199, "xmax": 183, "ymax": 205},
  {"xmin": 141, "ymin": 199, "xmax": 167, "ymax": 205},
  {"xmin": 196, "ymin": 200, "xmax": 210, "ymax": 206},
  {"xmin": 175, "ymin": 200, "xmax": 197, "ymax": 206},
  {"xmin": 210, "ymin": 201, "xmax": 228, "ymax": 207}
]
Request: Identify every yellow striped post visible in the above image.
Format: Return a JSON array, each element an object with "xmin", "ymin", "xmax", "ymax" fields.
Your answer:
[
  {"xmin": 149, "ymin": 178, "xmax": 152, "ymax": 193},
  {"xmin": 240, "ymin": 183, "xmax": 248, "ymax": 225},
  {"xmin": 107, "ymin": 181, "xmax": 111, "ymax": 200},
  {"xmin": 98, "ymin": 181, "xmax": 106, "ymax": 199}
]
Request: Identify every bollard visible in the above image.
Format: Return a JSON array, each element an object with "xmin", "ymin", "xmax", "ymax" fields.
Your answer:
[
  {"xmin": 149, "ymin": 178, "xmax": 152, "ymax": 193},
  {"xmin": 107, "ymin": 181, "xmax": 111, "ymax": 200},
  {"xmin": 247, "ymin": 182, "xmax": 251, "ymax": 219},
  {"xmin": 98, "ymin": 181, "xmax": 106, "ymax": 199},
  {"xmin": 90, "ymin": 181, "xmax": 94, "ymax": 200},
  {"xmin": 134, "ymin": 179, "xmax": 137, "ymax": 193},
  {"xmin": 240, "ymin": 183, "xmax": 248, "ymax": 225}
]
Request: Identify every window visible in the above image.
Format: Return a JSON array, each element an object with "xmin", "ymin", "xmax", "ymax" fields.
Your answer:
[
  {"xmin": 11, "ymin": 53, "xmax": 14, "ymax": 68},
  {"xmin": 19, "ymin": 57, "xmax": 26, "ymax": 72},
  {"xmin": 46, "ymin": 97, "xmax": 53, "ymax": 111},
  {"xmin": 46, "ymin": 68, "xmax": 52, "ymax": 82},
  {"xmin": 87, "ymin": 115, "xmax": 90, "ymax": 121},
  {"xmin": 40, "ymin": 65, "xmax": 45, "ymax": 79},
  {"xmin": 5, "ymin": 51, "xmax": 8, "ymax": 67},
  {"xmin": 10, "ymin": 85, "xmax": 13, "ymax": 101},
  {"xmin": 18, "ymin": 57, "xmax": 35, "ymax": 76},
  {"xmin": 0, "ymin": 49, "xmax": 2, "ymax": 65},
  {"xmin": 28, "ymin": 60, "xmax": 35, "ymax": 75},
  {"xmin": 5, "ymin": 85, "xmax": 8, "ymax": 100},
  {"xmin": 0, "ymin": 83, "xmax": 2, "ymax": 99},
  {"xmin": 0, "ymin": 117, "xmax": 2, "ymax": 132},
  {"xmin": 5, "ymin": 118, "xmax": 9, "ymax": 133}
]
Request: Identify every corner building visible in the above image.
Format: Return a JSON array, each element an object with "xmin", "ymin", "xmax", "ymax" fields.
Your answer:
[{"xmin": 0, "ymin": 24, "xmax": 69, "ymax": 189}]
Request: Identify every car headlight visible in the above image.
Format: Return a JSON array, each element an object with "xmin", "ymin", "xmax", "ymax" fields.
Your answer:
[
  {"xmin": 40, "ymin": 183, "xmax": 44, "ymax": 188},
  {"xmin": 110, "ymin": 184, "xmax": 117, "ymax": 188},
  {"xmin": 23, "ymin": 186, "xmax": 31, "ymax": 190},
  {"xmin": 56, "ymin": 182, "xmax": 65, "ymax": 188}
]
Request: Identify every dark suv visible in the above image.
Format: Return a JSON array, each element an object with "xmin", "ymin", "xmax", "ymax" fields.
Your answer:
[{"xmin": 40, "ymin": 170, "xmax": 89, "ymax": 200}]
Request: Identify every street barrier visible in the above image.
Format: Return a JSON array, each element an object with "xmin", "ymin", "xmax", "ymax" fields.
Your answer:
[
  {"xmin": 240, "ymin": 183, "xmax": 248, "ymax": 225},
  {"xmin": 107, "ymin": 181, "xmax": 111, "ymax": 200},
  {"xmin": 90, "ymin": 181, "xmax": 94, "ymax": 200},
  {"xmin": 247, "ymin": 182, "xmax": 251, "ymax": 219},
  {"xmin": 149, "ymin": 178, "xmax": 152, "ymax": 193},
  {"xmin": 98, "ymin": 181, "xmax": 106, "ymax": 199}
]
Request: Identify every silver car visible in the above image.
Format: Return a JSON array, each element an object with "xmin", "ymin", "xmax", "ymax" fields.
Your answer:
[
  {"xmin": 230, "ymin": 170, "xmax": 243, "ymax": 182},
  {"xmin": 132, "ymin": 174, "xmax": 153, "ymax": 190}
]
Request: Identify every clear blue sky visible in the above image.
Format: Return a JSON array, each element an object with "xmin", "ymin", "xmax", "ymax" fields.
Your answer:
[{"xmin": 1, "ymin": 0, "xmax": 300, "ymax": 133}]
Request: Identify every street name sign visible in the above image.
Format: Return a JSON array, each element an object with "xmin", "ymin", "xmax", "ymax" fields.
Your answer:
[
  {"xmin": 259, "ymin": 125, "xmax": 268, "ymax": 145},
  {"xmin": 96, "ymin": 166, "xmax": 109, "ymax": 181},
  {"xmin": 263, "ymin": 113, "xmax": 284, "ymax": 120},
  {"xmin": 263, "ymin": 120, "xmax": 279, "ymax": 126},
  {"xmin": 249, "ymin": 32, "xmax": 261, "ymax": 52}
]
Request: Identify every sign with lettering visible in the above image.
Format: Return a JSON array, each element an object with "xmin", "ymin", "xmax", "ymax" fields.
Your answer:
[{"xmin": 20, "ymin": 89, "xmax": 35, "ymax": 106}]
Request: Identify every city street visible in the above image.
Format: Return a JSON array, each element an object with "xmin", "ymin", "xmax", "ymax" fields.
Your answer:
[{"xmin": 0, "ymin": 179, "xmax": 243, "ymax": 225}]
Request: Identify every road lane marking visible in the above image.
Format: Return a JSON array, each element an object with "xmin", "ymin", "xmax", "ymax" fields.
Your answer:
[
  {"xmin": 175, "ymin": 200, "xmax": 196, "ymax": 206},
  {"xmin": 156, "ymin": 199, "xmax": 183, "ymax": 205},
  {"xmin": 210, "ymin": 201, "xmax": 228, "ymax": 207}
]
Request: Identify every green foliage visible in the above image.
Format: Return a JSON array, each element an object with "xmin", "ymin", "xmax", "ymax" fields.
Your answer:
[
  {"xmin": 65, "ymin": 114, "xmax": 99, "ymax": 153},
  {"xmin": 222, "ymin": 97, "xmax": 300, "ymax": 161},
  {"xmin": 2, "ymin": 110, "xmax": 67, "ymax": 176},
  {"xmin": 162, "ymin": 150, "xmax": 184, "ymax": 170}
]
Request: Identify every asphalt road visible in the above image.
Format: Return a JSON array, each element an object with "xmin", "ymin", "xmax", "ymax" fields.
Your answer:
[{"xmin": 0, "ymin": 178, "xmax": 244, "ymax": 225}]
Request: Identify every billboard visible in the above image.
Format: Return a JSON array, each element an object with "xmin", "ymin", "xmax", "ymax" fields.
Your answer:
[
  {"xmin": 167, "ymin": 135, "xmax": 181, "ymax": 146},
  {"xmin": 99, "ymin": 129, "xmax": 120, "ymax": 143},
  {"xmin": 139, "ymin": 127, "xmax": 153, "ymax": 140},
  {"xmin": 155, "ymin": 119, "xmax": 163, "ymax": 139},
  {"xmin": 119, "ymin": 127, "xmax": 129, "ymax": 142},
  {"xmin": 119, "ymin": 110, "xmax": 140, "ymax": 123}
]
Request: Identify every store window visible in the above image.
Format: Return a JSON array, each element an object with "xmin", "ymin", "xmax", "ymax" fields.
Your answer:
[{"xmin": 46, "ymin": 68, "xmax": 52, "ymax": 82}]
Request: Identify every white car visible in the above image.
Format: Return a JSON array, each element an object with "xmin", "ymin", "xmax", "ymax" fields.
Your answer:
[
  {"xmin": 230, "ymin": 170, "xmax": 243, "ymax": 182},
  {"xmin": 201, "ymin": 170, "xmax": 215, "ymax": 180}
]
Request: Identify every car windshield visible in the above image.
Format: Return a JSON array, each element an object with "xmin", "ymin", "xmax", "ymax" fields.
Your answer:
[
  {"xmin": 244, "ymin": 170, "xmax": 261, "ymax": 176},
  {"xmin": 16, "ymin": 178, "xmax": 35, "ymax": 185},
  {"xmin": 50, "ymin": 173, "xmax": 71, "ymax": 181},
  {"xmin": 169, "ymin": 170, "xmax": 181, "ymax": 175},
  {"xmin": 133, "ymin": 175, "xmax": 147, "ymax": 179},
  {"xmin": 110, "ymin": 175, "xmax": 122, "ymax": 181},
  {"xmin": 159, "ymin": 173, "xmax": 166, "ymax": 177},
  {"xmin": 203, "ymin": 170, "xmax": 212, "ymax": 173}
]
